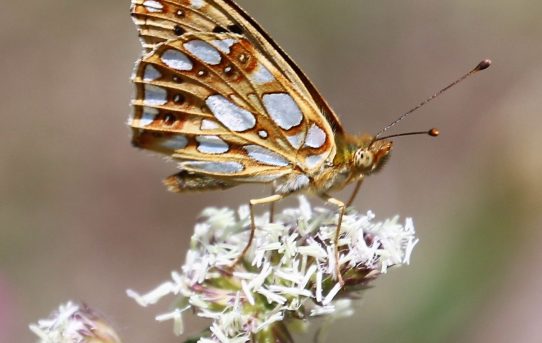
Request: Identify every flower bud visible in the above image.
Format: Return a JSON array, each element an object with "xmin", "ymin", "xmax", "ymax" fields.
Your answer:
[{"xmin": 29, "ymin": 302, "xmax": 122, "ymax": 343}]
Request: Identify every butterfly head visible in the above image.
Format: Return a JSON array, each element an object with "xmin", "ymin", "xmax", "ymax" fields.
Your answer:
[
  {"xmin": 353, "ymin": 128, "xmax": 440, "ymax": 174},
  {"xmin": 353, "ymin": 138, "xmax": 393, "ymax": 174}
]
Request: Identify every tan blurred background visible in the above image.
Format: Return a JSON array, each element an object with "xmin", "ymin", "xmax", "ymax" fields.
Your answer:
[{"xmin": 1, "ymin": 0, "xmax": 541, "ymax": 342}]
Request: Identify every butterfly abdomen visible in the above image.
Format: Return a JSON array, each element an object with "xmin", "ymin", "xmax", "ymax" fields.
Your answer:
[{"xmin": 163, "ymin": 171, "xmax": 237, "ymax": 193}]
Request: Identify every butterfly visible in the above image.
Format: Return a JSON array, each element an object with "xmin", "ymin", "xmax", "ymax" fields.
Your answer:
[{"xmin": 129, "ymin": 0, "xmax": 490, "ymax": 285}]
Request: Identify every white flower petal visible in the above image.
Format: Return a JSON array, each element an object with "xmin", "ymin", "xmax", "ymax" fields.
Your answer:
[
  {"xmin": 126, "ymin": 281, "xmax": 177, "ymax": 306},
  {"xmin": 322, "ymin": 282, "xmax": 342, "ymax": 306},
  {"xmin": 126, "ymin": 199, "xmax": 418, "ymax": 341}
]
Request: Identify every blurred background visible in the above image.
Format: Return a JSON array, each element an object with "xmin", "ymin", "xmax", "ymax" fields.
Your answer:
[{"xmin": 1, "ymin": 0, "xmax": 541, "ymax": 342}]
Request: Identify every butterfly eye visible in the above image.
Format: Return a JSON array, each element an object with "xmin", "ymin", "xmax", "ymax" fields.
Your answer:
[{"xmin": 355, "ymin": 149, "xmax": 373, "ymax": 168}]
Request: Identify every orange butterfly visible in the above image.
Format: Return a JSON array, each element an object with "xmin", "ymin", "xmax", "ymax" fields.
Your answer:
[{"xmin": 129, "ymin": 0, "xmax": 490, "ymax": 284}]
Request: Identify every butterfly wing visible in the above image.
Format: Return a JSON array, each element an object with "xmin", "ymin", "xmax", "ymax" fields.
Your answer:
[
  {"xmin": 130, "ymin": 0, "xmax": 343, "ymax": 132},
  {"xmin": 129, "ymin": 1, "xmax": 335, "ymax": 192}
]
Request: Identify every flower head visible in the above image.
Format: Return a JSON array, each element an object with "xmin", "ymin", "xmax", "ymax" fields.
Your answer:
[
  {"xmin": 128, "ymin": 196, "xmax": 418, "ymax": 342},
  {"xmin": 29, "ymin": 302, "xmax": 121, "ymax": 343}
]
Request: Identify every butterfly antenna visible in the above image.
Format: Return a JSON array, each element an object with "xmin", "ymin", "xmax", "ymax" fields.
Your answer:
[
  {"xmin": 375, "ymin": 59, "xmax": 492, "ymax": 138},
  {"xmin": 375, "ymin": 128, "xmax": 440, "ymax": 141}
]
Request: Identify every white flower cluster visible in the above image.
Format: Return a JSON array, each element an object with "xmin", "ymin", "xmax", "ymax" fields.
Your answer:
[
  {"xmin": 29, "ymin": 302, "xmax": 121, "ymax": 343},
  {"xmin": 127, "ymin": 196, "xmax": 418, "ymax": 342}
]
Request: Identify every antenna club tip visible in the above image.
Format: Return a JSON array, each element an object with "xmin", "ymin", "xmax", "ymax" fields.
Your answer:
[
  {"xmin": 475, "ymin": 59, "xmax": 492, "ymax": 71},
  {"xmin": 429, "ymin": 128, "xmax": 440, "ymax": 137}
]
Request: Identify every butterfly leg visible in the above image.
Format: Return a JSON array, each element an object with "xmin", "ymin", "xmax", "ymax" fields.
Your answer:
[
  {"xmin": 320, "ymin": 194, "xmax": 346, "ymax": 286},
  {"xmin": 230, "ymin": 194, "xmax": 284, "ymax": 269},
  {"xmin": 269, "ymin": 187, "xmax": 277, "ymax": 223},
  {"xmin": 346, "ymin": 177, "xmax": 364, "ymax": 207}
]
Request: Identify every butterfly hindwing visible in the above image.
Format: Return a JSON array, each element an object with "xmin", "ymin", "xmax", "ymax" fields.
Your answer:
[{"xmin": 130, "ymin": 32, "xmax": 334, "ymax": 185}]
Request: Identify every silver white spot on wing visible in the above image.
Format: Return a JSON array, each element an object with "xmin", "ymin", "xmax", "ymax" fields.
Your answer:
[
  {"xmin": 142, "ymin": 1, "xmax": 163, "ymax": 12},
  {"xmin": 287, "ymin": 132, "xmax": 305, "ymax": 149},
  {"xmin": 143, "ymin": 84, "xmax": 167, "ymax": 105},
  {"xmin": 196, "ymin": 135, "xmax": 229, "ymax": 154},
  {"xmin": 210, "ymin": 39, "xmax": 237, "ymax": 54},
  {"xmin": 201, "ymin": 119, "xmax": 221, "ymax": 130},
  {"xmin": 250, "ymin": 63, "xmax": 275, "ymax": 85},
  {"xmin": 161, "ymin": 49, "xmax": 193, "ymax": 71},
  {"xmin": 190, "ymin": 0, "xmax": 205, "ymax": 9},
  {"xmin": 244, "ymin": 145, "xmax": 289, "ymax": 167},
  {"xmin": 258, "ymin": 130, "xmax": 269, "ymax": 139},
  {"xmin": 305, "ymin": 152, "xmax": 329, "ymax": 169},
  {"xmin": 184, "ymin": 40, "xmax": 222, "ymax": 65},
  {"xmin": 304, "ymin": 124, "xmax": 326, "ymax": 148},
  {"xmin": 139, "ymin": 107, "xmax": 158, "ymax": 126},
  {"xmin": 158, "ymin": 135, "xmax": 188, "ymax": 151},
  {"xmin": 263, "ymin": 93, "xmax": 303, "ymax": 130},
  {"xmin": 182, "ymin": 161, "xmax": 244, "ymax": 174},
  {"xmin": 206, "ymin": 95, "xmax": 256, "ymax": 132},
  {"xmin": 242, "ymin": 172, "xmax": 288, "ymax": 182},
  {"xmin": 143, "ymin": 64, "xmax": 161, "ymax": 81}
]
